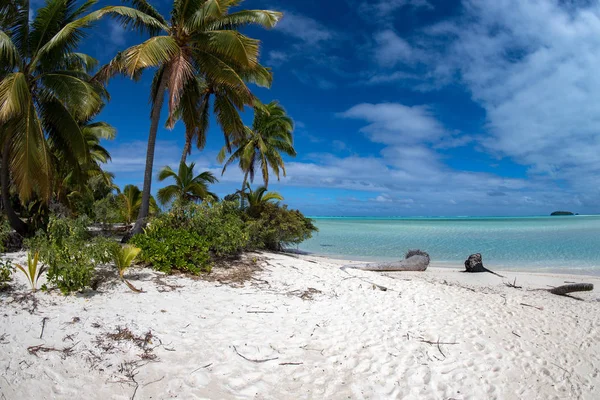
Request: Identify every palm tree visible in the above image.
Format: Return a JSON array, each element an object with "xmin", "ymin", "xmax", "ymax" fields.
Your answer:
[
  {"xmin": 97, "ymin": 0, "xmax": 282, "ymax": 236},
  {"xmin": 118, "ymin": 184, "xmax": 157, "ymax": 225},
  {"xmin": 157, "ymin": 162, "xmax": 218, "ymax": 205},
  {"xmin": 219, "ymin": 101, "xmax": 296, "ymax": 207},
  {"xmin": 54, "ymin": 121, "xmax": 118, "ymax": 215},
  {"xmin": 0, "ymin": 0, "xmax": 163, "ymax": 234},
  {"xmin": 242, "ymin": 184, "xmax": 283, "ymax": 216}
]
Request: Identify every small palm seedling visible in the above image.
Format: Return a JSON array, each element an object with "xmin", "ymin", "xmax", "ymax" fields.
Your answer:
[
  {"xmin": 112, "ymin": 245, "xmax": 143, "ymax": 293},
  {"xmin": 15, "ymin": 252, "xmax": 47, "ymax": 292}
]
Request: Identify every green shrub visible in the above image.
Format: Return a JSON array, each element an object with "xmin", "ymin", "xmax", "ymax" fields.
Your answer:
[
  {"xmin": 246, "ymin": 203, "xmax": 317, "ymax": 251},
  {"xmin": 0, "ymin": 218, "xmax": 12, "ymax": 253},
  {"xmin": 93, "ymin": 195, "xmax": 122, "ymax": 225},
  {"xmin": 0, "ymin": 258, "xmax": 13, "ymax": 288},
  {"xmin": 130, "ymin": 221, "xmax": 211, "ymax": 275},
  {"xmin": 160, "ymin": 201, "xmax": 248, "ymax": 258},
  {"xmin": 15, "ymin": 252, "xmax": 46, "ymax": 292},
  {"xmin": 24, "ymin": 216, "xmax": 117, "ymax": 294}
]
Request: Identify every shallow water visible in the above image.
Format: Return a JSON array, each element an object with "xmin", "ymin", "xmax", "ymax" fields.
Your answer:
[{"xmin": 298, "ymin": 216, "xmax": 600, "ymax": 274}]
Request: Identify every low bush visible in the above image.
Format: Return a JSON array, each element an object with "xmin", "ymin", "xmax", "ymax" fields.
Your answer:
[
  {"xmin": 130, "ymin": 221, "xmax": 211, "ymax": 275},
  {"xmin": 93, "ymin": 195, "xmax": 122, "ymax": 226},
  {"xmin": 246, "ymin": 203, "xmax": 317, "ymax": 251},
  {"xmin": 158, "ymin": 201, "xmax": 248, "ymax": 258},
  {"xmin": 0, "ymin": 218, "xmax": 11, "ymax": 253},
  {"xmin": 25, "ymin": 216, "xmax": 118, "ymax": 294},
  {"xmin": 0, "ymin": 258, "xmax": 13, "ymax": 288}
]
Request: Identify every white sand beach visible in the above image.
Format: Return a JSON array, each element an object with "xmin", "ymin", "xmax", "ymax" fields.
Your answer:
[{"xmin": 1, "ymin": 251, "xmax": 599, "ymax": 400}]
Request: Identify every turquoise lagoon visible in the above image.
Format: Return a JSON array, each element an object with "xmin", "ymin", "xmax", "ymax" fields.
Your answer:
[{"xmin": 297, "ymin": 216, "xmax": 600, "ymax": 275}]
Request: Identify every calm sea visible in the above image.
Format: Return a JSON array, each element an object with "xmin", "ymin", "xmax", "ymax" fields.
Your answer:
[{"xmin": 298, "ymin": 216, "xmax": 600, "ymax": 275}]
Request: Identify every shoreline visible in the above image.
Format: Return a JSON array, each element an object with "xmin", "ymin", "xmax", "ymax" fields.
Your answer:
[
  {"xmin": 289, "ymin": 249, "xmax": 600, "ymax": 278},
  {"xmin": 1, "ymin": 250, "xmax": 599, "ymax": 399}
]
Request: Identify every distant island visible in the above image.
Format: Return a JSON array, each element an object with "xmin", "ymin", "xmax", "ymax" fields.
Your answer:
[{"xmin": 551, "ymin": 211, "xmax": 576, "ymax": 216}]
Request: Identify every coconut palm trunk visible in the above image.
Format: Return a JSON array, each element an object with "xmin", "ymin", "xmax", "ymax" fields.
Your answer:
[
  {"xmin": 1, "ymin": 141, "xmax": 28, "ymax": 236},
  {"xmin": 240, "ymin": 170, "xmax": 250, "ymax": 209},
  {"xmin": 131, "ymin": 69, "xmax": 169, "ymax": 236},
  {"xmin": 180, "ymin": 131, "xmax": 193, "ymax": 165}
]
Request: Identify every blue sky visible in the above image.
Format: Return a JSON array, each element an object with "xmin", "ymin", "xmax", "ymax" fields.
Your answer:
[{"xmin": 72, "ymin": 0, "xmax": 600, "ymax": 216}]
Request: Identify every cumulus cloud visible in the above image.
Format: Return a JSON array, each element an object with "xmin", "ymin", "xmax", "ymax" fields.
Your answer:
[
  {"xmin": 267, "ymin": 50, "xmax": 289, "ymax": 66},
  {"xmin": 339, "ymin": 103, "xmax": 447, "ymax": 144},
  {"xmin": 373, "ymin": 30, "xmax": 424, "ymax": 67},
  {"xmin": 360, "ymin": 0, "xmax": 433, "ymax": 19},
  {"xmin": 427, "ymin": 0, "xmax": 600, "ymax": 198},
  {"xmin": 276, "ymin": 11, "xmax": 333, "ymax": 44}
]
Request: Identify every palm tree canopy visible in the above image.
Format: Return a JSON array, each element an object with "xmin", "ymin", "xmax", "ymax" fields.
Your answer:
[
  {"xmin": 157, "ymin": 161, "xmax": 218, "ymax": 205},
  {"xmin": 243, "ymin": 184, "xmax": 283, "ymax": 208},
  {"xmin": 219, "ymin": 100, "xmax": 296, "ymax": 187},
  {"xmin": 118, "ymin": 184, "xmax": 157, "ymax": 223},
  {"xmin": 99, "ymin": 0, "xmax": 281, "ymax": 142},
  {"xmin": 0, "ymin": 0, "xmax": 163, "ymax": 202}
]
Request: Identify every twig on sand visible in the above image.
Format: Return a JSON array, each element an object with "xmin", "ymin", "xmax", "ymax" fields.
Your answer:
[
  {"xmin": 419, "ymin": 338, "xmax": 456, "ymax": 359},
  {"xmin": 505, "ymin": 278, "xmax": 522, "ymax": 289},
  {"xmin": 39, "ymin": 317, "xmax": 48, "ymax": 339},
  {"xmin": 246, "ymin": 311, "xmax": 274, "ymax": 314},
  {"xmin": 279, "ymin": 362, "xmax": 303, "ymax": 366},
  {"xmin": 191, "ymin": 363, "xmax": 212, "ymax": 374},
  {"xmin": 27, "ymin": 342, "xmax": 79, "ymax": 359},
  {"xmin": 142, "ymin": 375, "xmax": 165, "ymax": 388},
  {"xmin": 419, "ymin": 339, "xmax": 458, "ymax": 346},
  {"xmin": 232, "ymin": 346, "xmax": 279, "ymax": 363},
  {"xmin": 512, "ymin": 331, "xmax": 521, "ymax": 338},
  {"xmin": 520, "ymin": 302, "xmax": 544, "ymax": 310}
]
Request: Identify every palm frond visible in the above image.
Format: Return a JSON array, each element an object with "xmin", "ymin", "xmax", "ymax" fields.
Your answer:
[
  {"xmin": 0, "ymin": 72, "xmax": 29, "ymax": 121},
  {"xmin": 40, "ymin": 71, "xmax": 104, "ymax": 120},
  {"xmin": 156, "ymin": 184, "xmax": 180, "ymax": 205},
  {"xmin": 158, "ymin": 165, "xmax": 178, "ymax": 182},
  {"xmin": 126, "ymin": 0, "xmax": 168, "ymax": 25},
  {"xmin": 121, "ymin": 35, "xmax": 180, "ymax": 77},
  {"xmin": 7, "ymin": 101, "xmax": 51, "ymax": 201},
  {"xmin": 204, "ymin": 9, "xmax": 281, "ymax": 30},
  {"xmin": 0, "ymin": 29, "xmax": 22, "ymax": 70}
]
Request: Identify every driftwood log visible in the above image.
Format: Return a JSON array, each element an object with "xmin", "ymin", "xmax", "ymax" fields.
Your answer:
[
  {"xmin": 464, "ymin": 253, "xmax": 504, "ymax": 278},
  {"xmin": 549, "ymin": 283, "xmax": 593, "ymax": 296},
  {"xmin": 342, "ymin": 254, "xmax": 430, "ymax": 272}
]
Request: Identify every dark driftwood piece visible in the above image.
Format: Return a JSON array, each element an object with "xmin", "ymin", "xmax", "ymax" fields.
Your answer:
[
  {"xmin": 342, "ymin": 254, "xmax": 430, "ymax": 272},
  {"xmin": 548, "ymin": 283, "xmax": 593, "ymax": 296},
  {"xmin": 464, "ymin": 253, "xmax": 504, "ymax": 278}
]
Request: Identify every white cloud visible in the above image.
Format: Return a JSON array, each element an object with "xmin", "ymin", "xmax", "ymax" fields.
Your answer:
[
  {"xmin": 276, "ymin": 11, "xmax": 333, "ymax": 44},
  {"xmin": 361, "ymin": 0, "xmax": 433, "ymax": 19},
  {"xmin": 373, "ymin": 30, "xmax": 423, "ymax": 67},
  {"xmin": 267, "ymin": 50, "xmax": 289, "ymax": 66},
  {"xmin": 362, "ymin": 71, "xmax": 419, "ymax": 85},
  {"xmin": 108, "ymin": 21, "xmax": 126, "ymax": 46},
  {"xmin": 339, "ymin": 103, "xmax": 447, "ymax": 144},
  {"xmin": 423, "ymin": 0, "xmax": 600, "ymax": 200}
]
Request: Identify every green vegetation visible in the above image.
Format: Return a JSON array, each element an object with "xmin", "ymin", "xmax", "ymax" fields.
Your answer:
[
  {"xmin": 551, "ymin": 211, "xmax": 575, "ymax": 216},
  {"xmin": 0, "ymin": 258, "xmax": 13, "ymax": 288},
  {"xmin": 0, "ymin": 1, "xmax": 316, "ymax": 294},
  {"xmin": 219, "ymin": 101, "xmax": 296, "ymax": 207},
  {"xmin": 130, "ymin": 224, "xmax": 212, "ymax": 275},
  {"xmin": 246, "ymin": 203, "xmax": 318, "ymax": 251},
  {"xmin": 96, "ymin": 0, "xmax": 282, "ymax": 235},
  {"xmin": 112, "ymin": 245, "xmax": 142, "ymax": 292},
  {"xmin": 25, "ymin": 216, "xmax": 116, "ymax": 294},
  {"xmin": 157, "ymin": 162, "xmax": 218, "ymax": 206},
  {"xmin": 15, "ymin": 252, "xmax": 46, "ymax": 292}
]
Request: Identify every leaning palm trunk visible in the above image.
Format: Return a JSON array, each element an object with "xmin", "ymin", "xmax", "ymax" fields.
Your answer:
[
  {"xmin": 240, "ymin": 171, "xmax": 249, "ymax": 209},
  {"xmin": 1, "ymin": 141, "xmax": 28, "ymax": 236},
  {"xmin": 131, "ymin": 69, "xmax": 169, "ymax": 237},
  {"xmin": 180, "ymin": 132, "xmax": 193, "ymax": 165},
  {"xmin": 342, "ymin": 255, "xmax": 430, "ymax": 272}
]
